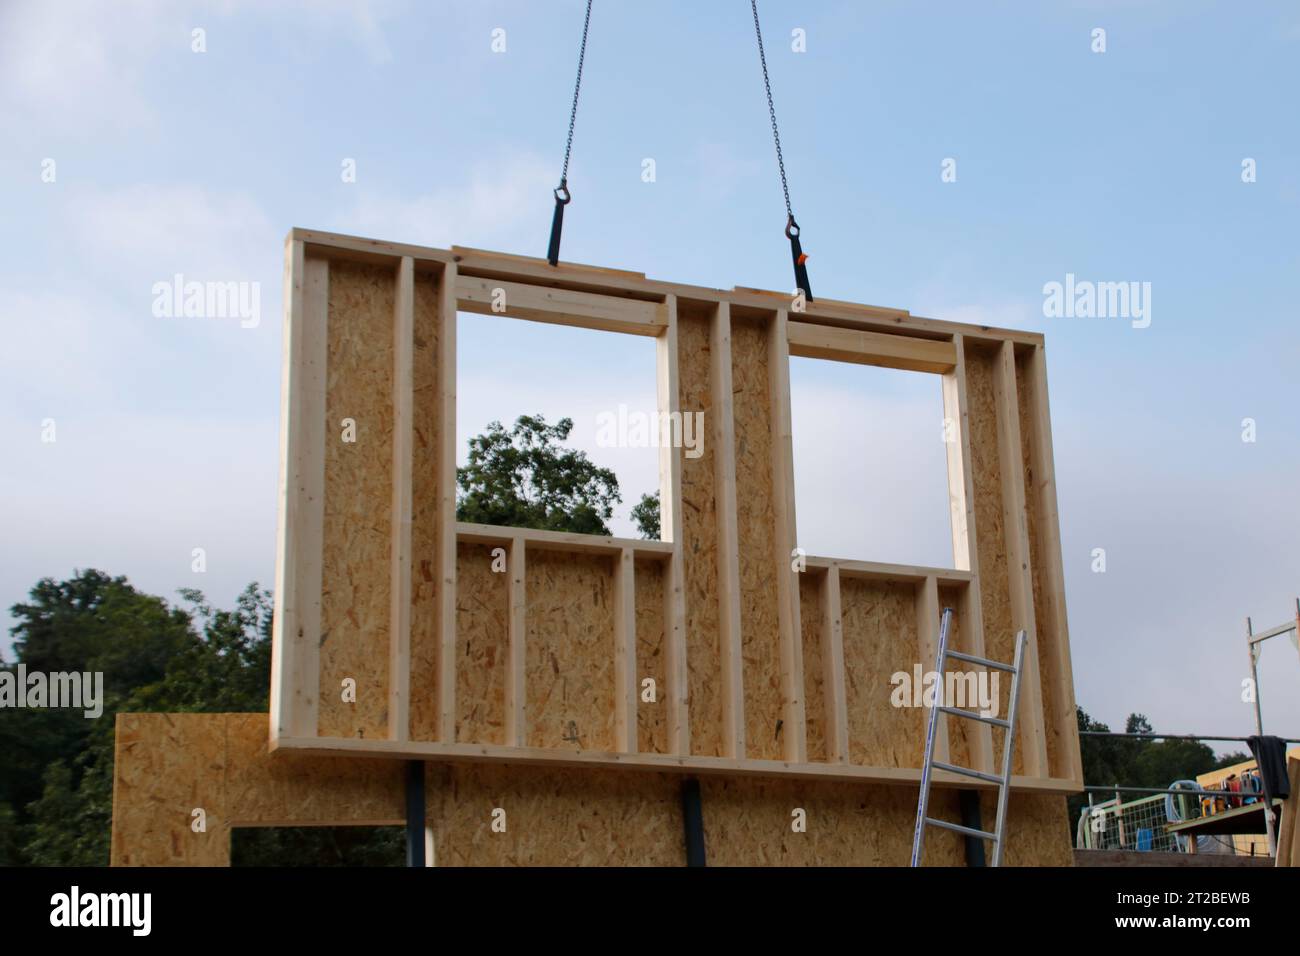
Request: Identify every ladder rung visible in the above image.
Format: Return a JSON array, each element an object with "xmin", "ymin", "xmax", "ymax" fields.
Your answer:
[
  {"xmin": 943, "ymin": 649, "xmax": 1015, "ymax": 672},
  {"xmin": 925, "ymin": 817, "xmax": 997, "ymax": 842},
  {"xmin": 932, "ymin": 761, "xmax": 1003, "ymax": 785},
  {"xmin": 938, "ymin": 705, "xmax": 1010, "ymax": 728}
]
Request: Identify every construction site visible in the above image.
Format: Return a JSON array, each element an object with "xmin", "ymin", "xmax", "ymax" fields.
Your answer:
[
  {"xmin": 1, "ymin": 3, "xmax": 1295, "ymax": 912},
  {"xmin": 107, "ymin": 229, "xmax": 1300, "ymax": 868}
]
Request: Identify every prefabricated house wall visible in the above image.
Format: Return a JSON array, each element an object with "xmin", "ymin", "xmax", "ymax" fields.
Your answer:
[{"xmin": 111, "ymin": 229, "xmax": 1083, "ymax": 866}]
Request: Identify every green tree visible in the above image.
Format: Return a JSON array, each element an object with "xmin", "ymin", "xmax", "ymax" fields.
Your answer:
[
  {"xmin": 5, "ymin": 575, "xmax": 280, "ymax": 865},
  {"xmin": 631, "ymin": 491, "xmax": 660, "ymax": 540},
  {"xmin": 1070, "ymin": 706, "xmax": 1223, "ymax": 841},
  {"xmin": 456, "ymin": 415, "xmax": 621, "ymax": 535}
]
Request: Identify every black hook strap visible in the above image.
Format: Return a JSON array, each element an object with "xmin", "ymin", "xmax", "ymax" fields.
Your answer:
[
  {"xmin": 546, "ymin": 0, "xmax": 593, "ymax": 267},
  {"xmin": 786, "ymin": 216, "xmax": 812, "ymax": 302},
  {"xmin": 547, "ymin": 182, "xmax": 571, "ymax": 267}
]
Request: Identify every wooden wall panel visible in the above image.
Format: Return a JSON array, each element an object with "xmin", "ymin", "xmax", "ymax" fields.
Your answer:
[
  {"xmin": 318, "ymin": 259, "xmax": 395, "ymax": 739},
  {"xmin": 264, "ymin": 234, "xmax": 1081, "ymax": 801},
  {"xmin": 937, "ymin": 585, "xmax": 973, "ymax": 770},
  {"xmin": 840, "ymin": 578, "xmax": 923, "ymax": 768},
  {"xmin": 427, "ymin": 764, "xmax": 683, "ymax": 866},
  {"xmin": 634, "ymin": 558, "xmax": 668, "ymax": 754},
  {"xmin": 676, "ymin": 308, "xmax": 725, "ymax": 757},
  {"xmin": 730, "ymin": 316, "xmax": 785, "ymax": 760},
  {"xmin": 408, "ymin": 269, "xmax": 443, "ymax": 740},
  {"xmin": 962, "ymin": 341, "xmax": 1019, "ymax": 774},
  {"xmin": 453, "ymin": 542, "xmax": 509, "ymax": 745},
  {"xmin": 113, "ymin": 712, "xmax": 1075, "ymax": 866},
  {"xmin": 701, "ymin": 777, "xmax": 965, "ymax": 866},
  {"xmin": 524, "ymin": 550, "xmax": 617, "ymax": 752}
]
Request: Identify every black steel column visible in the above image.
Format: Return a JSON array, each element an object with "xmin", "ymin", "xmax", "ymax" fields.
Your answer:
[
  {"xmin": 405, "ymin": 761, "xmax": 425, "ymax": 867},
  {"xmin": 681, "ymin": 778, "xmax": 707, "ymax": 866},
  {"xmin": 959, "ymin": 790, "xmax": 986, "ymax": 867}
]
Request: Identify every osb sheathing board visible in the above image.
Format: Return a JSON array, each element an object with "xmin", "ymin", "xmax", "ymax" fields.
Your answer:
[
  {"xmin": 842, "ymin": 579, "xmax": 924, "ymax": 768},
  {"xmin": 676, "ymin": 308, "xmax": 725, "ymax": 757},
  {"xmin": 730, "ymin": 315, "xmax": 784, "ymax": 760},
  {"xmin": 453, "ymin": 542, "xmax": 508, "ymax": 745},
  {"xmin": 525, "ymin": 550, "xmax": 617, "ymax": 752},
  {"xmin": 963, "ymin": 341, "xmax": 1020, "ymax": 775},
  {"xmin": 409, "ymin": 269, "xmax": 445, "ymax": 741},
  {"xmin": 799, "ymin": 573, "xmax": 827, "ymax": 763},
  {"xmin": 634, "ymin": 558, "xmax": 668, "ymax": 754},
  {"xmin": 112, "ymin": 712, "xmax": 1072, "ymax": 866},
  {"xmin": 111, "ymin": 713, "xmax": 405, "ymax": 867},
  {"xmin": 319, "ymin": 259, "xmax": 395, "ymax": 740}
]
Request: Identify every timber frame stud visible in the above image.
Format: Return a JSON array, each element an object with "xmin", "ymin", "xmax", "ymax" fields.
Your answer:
[{"xmin": 268, "ymin": 228, "xmax": 1084, "ymax": 796}]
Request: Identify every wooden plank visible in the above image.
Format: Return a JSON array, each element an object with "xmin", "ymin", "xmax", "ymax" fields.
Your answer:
[
  {"xmin": 273, "ymin": 735, "xmax": 1083, "ymax": 794},
  {"xmin": 787, "ymin": 320, "xmax": 957, "ymax": 374},
  {"xmin": 506, "ymin": 536, "xmax": 527, "ymax": 747},
  {"xmin": 271, "ymin": 240, "xmax": 326, "ymax": 741},
  {"xmin": 1023, "ymin": 344, "xmax": 1083, "ymax": 783},
  {"xmin": 992, "ymin": 340, "xmax": 1048, "ymax": 778},
  {"xmin": 768, "ymin": 309, "xmax": 807, "ymax": 764},
  {"xmin": 914, "ymin": 575, "xmax": 950, "ymax": 764},
  {"xmin": 658, "ymin": 295, "xmax": 690, "ymax": 754},
  {"xmin": 436, "ymin": 262, "xmax": 459, "ymax": 743},
  {"xmin": 803, "ymin": 554, "xmax": 974, "ymax": 586},
  {"xmin": 943, "ymin": 336, "xmax": 994, "ymax": 774},
  {"xmin": 820, "ymin": 565, "xmax": 849, "ymax": 764},
  {"xmin": 456, "ymin": 275, "xmax": 666, "ymax": 337},
  {"xmin": 613, "ymin": 546, "xmax": 638, "ymax": 753},
  {"xmin": 388, "ymin": 256, "xmax": 414, "ymax": 741},
  {"xmin": 455, "ymin": 521, "xmax": 674, "ymax": 558},
  {"xmin": 290, "ymin": 229, "xmax": 1044, "ymax": 347},
  {"xmin": 710, "ymin": 302, "xmax": 745, "ymax": 758}
]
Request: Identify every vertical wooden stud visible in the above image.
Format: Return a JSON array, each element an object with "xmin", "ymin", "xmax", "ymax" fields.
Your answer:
[
  {"xmin": 1023, "ymin": 344, "xmax": 1082, "ymax": 782},
  {"xmin": 768, "ymin": 308, "xmax": 807, "ymax": 764},
  {"xmin": 435, "ymin": 262, "xmax": 459, "ymax": 743},
  {"xmin": 942, "ymin": 335, "xmax": 994, "ymax": 774},
  {"xmin": 271, "ymin": 241, "xmax": 326, "ymax": 742},
  {"xmin": 388, "ymin": 257, "xmax": 415, "ymax": 741},
  {"xmin": 710, "ymin": 302, "xmax": 745, "ymax": 759},
  {"xmin": 506, "ymin": 535, "xmax": 527, "ymax": 747},
  {"xmin": 657, "ymin": 294, "xmax": 690, "ymax": 754},
  {"xmin": 613, "ymin": 546, "xmax": 638, "ymax": 753},
  {"xmin": 820, "ymin": 564, "xmax": 849, "ymax": 764},
  {"xmin": 992, "ymin": 340, "xmax": 1048, "ymax": 778}
]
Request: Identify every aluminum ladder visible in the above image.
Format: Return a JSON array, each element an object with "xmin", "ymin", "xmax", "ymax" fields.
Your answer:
[{"xmin": 910, "ymin": 608, "xmax": 1027, "ymax": 867}]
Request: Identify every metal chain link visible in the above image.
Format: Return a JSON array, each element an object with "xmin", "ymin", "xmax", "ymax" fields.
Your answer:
[
  {"xmin": 559, "ymin": 0, "xmax": 594, "ymax": 187},
  {"xmin": 751, "ymin": 0, "xmax": 792, "ymax": 219}
]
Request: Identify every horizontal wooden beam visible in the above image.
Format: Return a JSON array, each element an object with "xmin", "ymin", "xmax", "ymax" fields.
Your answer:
[
  {"xmin": 456, "ymin": 521, "xmax": 674, "ymax": 558},
  {"xmin": 802, "ymin": 555, "xmax": 973, "ymax": 586},
  {"xmin": 272, "ymin": 736, "xmax": 1083, "ymax": 794},
  {"xmin": 456, "ymin": 275, "xmax": 666, "ymax": 337},
  {"xmin": 787, "ymin": 320, "xmax": 957, "ymax": 374},
  {"xmin": 288, "ymin": 228, "xmax": 1044, "ymax": 347}
]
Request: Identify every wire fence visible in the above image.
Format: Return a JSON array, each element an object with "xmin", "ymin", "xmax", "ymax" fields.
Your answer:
[{"xmin": 1076, "ymin": 732, "xmax": 1290, "ymax": 858}]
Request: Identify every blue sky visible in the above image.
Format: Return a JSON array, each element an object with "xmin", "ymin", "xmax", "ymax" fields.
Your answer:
[{"xmin": 2, "ymin": 1, "xmax": 1298, "ymax": 752}]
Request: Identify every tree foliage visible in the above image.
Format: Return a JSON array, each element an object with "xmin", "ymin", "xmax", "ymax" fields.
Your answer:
[
  {"xmin": 456, "ymin": 415, "xmax": 621, "ymax": 535},
  {"xmin": 1, "ymin": 572, "xmax": 287, "ymax": 865},
  {"xmin": 1069, "ymin": 706, "xmax": 1226, "ymax": 833},
  {"xmin": 631, "ymin": 491, "xmax": 660, "ymax": 540}
]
